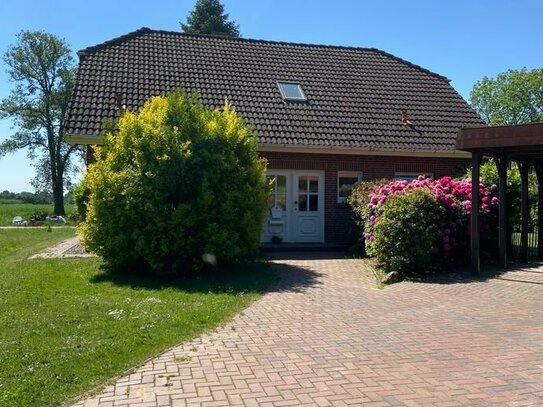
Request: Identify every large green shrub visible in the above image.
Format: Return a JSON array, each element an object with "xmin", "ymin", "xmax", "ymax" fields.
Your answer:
[
  {"xmin": 72, "ymin": 178, "xmax": 90, "ymax": 221},
  {"xmin": 371, "ymin": 189, "xmax": 442, "ymax": 276},
  {"xmin": 79, "ymin": 90, "xmax": 268, "ymax": 274}
]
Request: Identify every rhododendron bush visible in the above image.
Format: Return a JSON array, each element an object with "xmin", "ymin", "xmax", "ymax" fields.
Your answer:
[{"xmin": 349, "ymin": 176, "xmax": 499, "ymax": 274}]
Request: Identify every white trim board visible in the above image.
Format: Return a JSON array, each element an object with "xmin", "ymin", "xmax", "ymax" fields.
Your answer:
[{"xmin": 67, "ymin": 134, "xmax": 471, "ymax": 159}]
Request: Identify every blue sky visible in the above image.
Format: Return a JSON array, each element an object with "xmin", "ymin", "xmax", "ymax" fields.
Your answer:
[{"xmin": 1, "ymin": 0, "xmax": 542, "ymax": 192}]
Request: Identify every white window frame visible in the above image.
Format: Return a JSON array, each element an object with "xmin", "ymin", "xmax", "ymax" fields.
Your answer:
[
  {"xmin": 393, "ymin": 172, "xmax": 434, "ymax": 181},
  {"xmin": 337, "ymin": 171, "xmax": 362, "ymax": 203},
  {"xmin": 277, "ymin": 81, "xmax": 307, "ymax": 102},
  {"xmin": 267, "ymin": 174, "xmax": 287, "ymax": 210}
]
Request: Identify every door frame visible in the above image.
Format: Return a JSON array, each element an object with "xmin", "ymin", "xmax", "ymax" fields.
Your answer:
[
  {"xmin": 261, "ymin": 170, "xmax": 325, "ymax": 243},
  {"xmin": 291, "ymin": 170, "xmax": 325, "ymax": 243}
]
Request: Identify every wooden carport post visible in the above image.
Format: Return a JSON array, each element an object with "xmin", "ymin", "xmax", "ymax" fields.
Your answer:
[
  {"xmin": 495, "ymin": 154, "xmax": 508, "ymax": 268},
  {"xmin": 471, "ymin": 151, "xmax": 481, "ymax": 274},
  {"xmin": 519, "ymin": 162, "xmax": 530, "ymax": 263},
  {"xmin": 535, "ymin": 163, "xmax": 543, "ymax": 260}
]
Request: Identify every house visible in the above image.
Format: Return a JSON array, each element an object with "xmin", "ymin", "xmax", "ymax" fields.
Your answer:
[{"xmin": 65, "ymin": 27, "xmax": 483, "ymax": 245}]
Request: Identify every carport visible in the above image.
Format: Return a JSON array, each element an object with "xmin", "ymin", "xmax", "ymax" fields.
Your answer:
[{"xmin": 457, "ymin": 122, "xmax": 543, "ymax": 273}]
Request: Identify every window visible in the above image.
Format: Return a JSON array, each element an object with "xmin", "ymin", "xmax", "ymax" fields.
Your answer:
[
  {"xmin": 267, "ymin": 174, "xmax": 287, "ymax": 210},
  {"xmin": 393, "ymin": 173, "xmax": 433, "ymax": 182},
  {"xmin": 297, "ymin": 175, "xmax": 319, "ymax": 211},
  {"xmin": 338, "ymin": 171, "xmax": 362, "ymax": 203},
  {"xmin": 277, "ymin": 81, "xmax": 307, "ymax": 102}
]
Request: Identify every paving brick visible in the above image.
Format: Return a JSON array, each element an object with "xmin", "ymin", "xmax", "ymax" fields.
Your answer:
[{"xmin": 71, "ymin": 256, "xmax": 543, "ymax": 406}]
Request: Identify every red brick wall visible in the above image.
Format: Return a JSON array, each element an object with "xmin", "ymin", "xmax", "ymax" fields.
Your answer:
[
  {"xmin": 85, "ymin": 145, "xmax": 468, "ymax": 245},
  {"xmin": 260, "ymin": 151, "xmax": 468, "ymax": 244},
  {"xmin": 86, "ymin": 145, "xmax": 96, "ymax": 165}
]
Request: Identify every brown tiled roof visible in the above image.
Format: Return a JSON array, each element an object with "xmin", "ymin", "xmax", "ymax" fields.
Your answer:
[{"xmin": 65, "ymin": 27, "xmax": 483, "ymax": 152}]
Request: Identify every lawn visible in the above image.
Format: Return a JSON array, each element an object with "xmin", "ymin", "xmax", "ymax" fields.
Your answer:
[
  {"xmin": 0, "ymin": 203, "xmax": 76, "ymax": 226},
  {"xmin": 0, "ymin": 229, "xmax": 273, "ymax": 406}
]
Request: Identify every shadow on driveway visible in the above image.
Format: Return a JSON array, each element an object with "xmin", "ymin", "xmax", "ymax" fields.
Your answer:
[
  {"xmin": 90, "ymin": 259, "xmax": 322, "ymax": 295},
  {"xmin": 410, "ymin": 261, "xmax": 543, "ymax": 285}
]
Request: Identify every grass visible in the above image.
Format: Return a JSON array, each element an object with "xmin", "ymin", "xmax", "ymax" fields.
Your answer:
[
  {"xmin": 0, "ymin": 229, "xmax": 273, "ymax": 407},
  {"xmin": 0, "ymin": 203, "xmax": 75, "ymax": 226},
  {"xmin": 370, "ymin": 267, "xmax": 386, "ymax": 289}
]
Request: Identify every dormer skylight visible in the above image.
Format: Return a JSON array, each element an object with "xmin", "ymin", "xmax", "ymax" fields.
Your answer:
[{"xmin": 277, "ymin": 81, "xmax": 307, "ymax": 102}]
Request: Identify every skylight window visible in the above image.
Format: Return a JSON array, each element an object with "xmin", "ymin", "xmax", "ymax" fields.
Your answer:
[{"xmin": 277, "ymin": 81, "xmax": 307, "ymax": 102}]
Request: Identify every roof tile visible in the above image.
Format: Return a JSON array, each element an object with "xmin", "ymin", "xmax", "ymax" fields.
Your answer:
[{"xmin": 65, "ymin": 28, "xmax": 484, "ymax": 152}]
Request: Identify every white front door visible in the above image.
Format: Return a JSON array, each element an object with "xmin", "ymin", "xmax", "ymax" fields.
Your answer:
[
  {"xmin": 292, "ymin": 172, "xmax": 324, "ymax": 242},
  {"xmin": 261, "ymin": 170, "xmax": 325, "ymax": 243}
]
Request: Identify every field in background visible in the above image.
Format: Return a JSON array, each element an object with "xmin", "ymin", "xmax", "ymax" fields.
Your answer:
[{"xmin": 0, "ymin": 203, "xmax": 75, "ymax": 226}]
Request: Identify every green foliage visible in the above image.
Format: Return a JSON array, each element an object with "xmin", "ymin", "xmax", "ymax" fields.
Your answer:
[
  {"xmin": 0, "ymin": 229, "xmax": 271, "ymax": 406},
  {"xmin": 464, "ymin": 160, "xmax": 538, "ymax": 229},
  {"xmin": 0, "ymin": 203, "xmax": 75, "ymax": 226},
  {"xmin": 470, "ymin": 67, "xmax": 543, "ymax": 125},
  {"xmin": 0, "ymin": 31, "xmax": 81, "ymax": 216},
  {"xmin": 0, "ymin": 190, "xmax": 52, "ymax": 204},
  {"xmin": 372, "ymin": 189, "xmax": 442, "ymax": 276},
  {"xmin": 348, "ymin": 179, "xmax": 389, "ymax": 254},
  {"xmin": 181, "ymin": 0, "xmax": 240, "ymax": 37},
  {"xmin": 29, "ymin": 210, "xmax": 48, "ymax": 223},
  {"xmin": 80, "ymin": 90, "xmax": 268, "ymax": 275},
  {"xmin": 72, "ymin": 178, "xmax": 89, "ymax": 221}
]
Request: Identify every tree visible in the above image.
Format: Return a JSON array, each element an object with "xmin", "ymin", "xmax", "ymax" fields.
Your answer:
[
  {"xmin": 470, "ymin": 67, "xmax": 543, "ymax": 125},
  {"xmin": 0, "ymin": 31, "xmax": 80, "ymax": 215},
  {"xmin": 181, "ymin": 0, "xmax": 240, "ymax": 37}
]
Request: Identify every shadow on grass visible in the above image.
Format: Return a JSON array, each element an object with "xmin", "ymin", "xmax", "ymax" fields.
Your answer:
[
  {"xmin": 91, "ymin": 260, "xmax": 322, "ymax": 294},
  {"xmin": 409, "ymin": 261, "xmax": 543, "ymax": 285}
]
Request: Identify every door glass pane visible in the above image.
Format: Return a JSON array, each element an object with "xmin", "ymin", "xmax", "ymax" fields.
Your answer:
[
  {"xmin": 298, "ymin": 194, "xmax": 307, "ymax": 211},
  {"xmin": 277, "ymin": 175, "xmax": 286, "ymax": 193},
  {"xmin": 276, "ymin": 194, "xmax": 286, "ymax": 210},
  {"xmin": 267, "ymin": 195, "xmax": 275, "ymax": 209},
  {"xmin": 309, "ymin": 195, "xmax": 318, "ymax": 211},
  {"xmin": 309, "ymin": 176, "xmax": 319, "ymax": 193},
  {"xmin": 267, "ymin": 175, "xmax": 276, "ymax": 192},
  {"xmin": 298, "ymin": 176, "xmax": 308, "ymax": 193}
]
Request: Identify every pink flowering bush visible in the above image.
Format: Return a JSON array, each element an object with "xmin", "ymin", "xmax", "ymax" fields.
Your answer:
[{"xmin": 349, "ymin": 175, "xmax": 499, "ymax": 274}]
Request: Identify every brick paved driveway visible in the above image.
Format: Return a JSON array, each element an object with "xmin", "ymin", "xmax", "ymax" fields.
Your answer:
[{"xmin": 73, "ymin": 254, "xmax": 543, "ymax": 407}]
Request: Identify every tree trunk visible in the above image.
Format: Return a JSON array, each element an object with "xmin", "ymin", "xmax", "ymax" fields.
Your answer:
[{"xmin": 52, "ymin": 175, "xmax": 65, "ymax": 215}]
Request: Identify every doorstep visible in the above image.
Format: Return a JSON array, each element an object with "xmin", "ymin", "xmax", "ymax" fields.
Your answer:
[{"xmin": 260, "ymin": 242, "xmax": 347, "ymax": 252}]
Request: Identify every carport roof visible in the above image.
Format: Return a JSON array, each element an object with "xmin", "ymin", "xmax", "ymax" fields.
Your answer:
[{"xmin": 457, "ymin": 122, "xmax": 543, "ymax": 161}]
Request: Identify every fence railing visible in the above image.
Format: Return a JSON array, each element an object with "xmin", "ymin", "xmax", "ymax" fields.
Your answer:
[{"xmin": 511, "ymin": 226, "xmax": 539, "ymax": 259}]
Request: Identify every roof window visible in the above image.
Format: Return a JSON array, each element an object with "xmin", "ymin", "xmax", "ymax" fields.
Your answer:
[{"xmin": 277, "ymin": 81, "xmax": 307, "ymax": 102}]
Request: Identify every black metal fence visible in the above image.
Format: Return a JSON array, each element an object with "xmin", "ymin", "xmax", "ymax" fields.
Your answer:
[{"xmin": 511, "ymin": 226, "xmax": 539, "ymax": 259}]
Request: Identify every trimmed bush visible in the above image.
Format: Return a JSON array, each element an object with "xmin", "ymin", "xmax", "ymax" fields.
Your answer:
[
  {"xmin": 371, "ymin": 189, "xmax": 442, "ymax": 275},
  {"xmin": 79, "ymin": 90, "xmax": 268, "ymax": 275}
]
